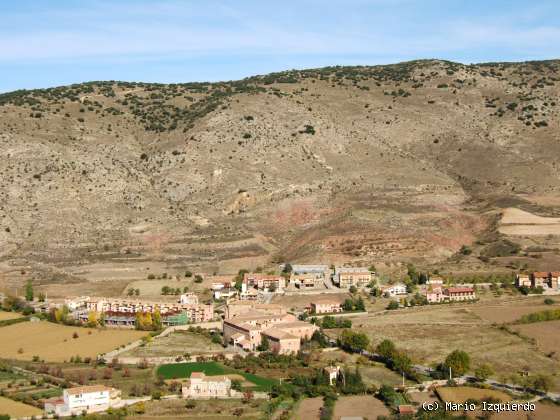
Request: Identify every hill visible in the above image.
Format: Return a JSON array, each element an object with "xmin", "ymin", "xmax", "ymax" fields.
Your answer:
[{"xmin": 1, "ymin": 59, "xmax": 559, "ymax": 296}]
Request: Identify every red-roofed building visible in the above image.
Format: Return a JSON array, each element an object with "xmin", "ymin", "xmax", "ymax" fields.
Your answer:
[{"xmin": 444, "ymin": 287, "xmax": 476, "ymax": 301}]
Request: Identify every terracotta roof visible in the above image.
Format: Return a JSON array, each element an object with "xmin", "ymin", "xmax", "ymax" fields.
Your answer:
[
  {"xmin": 263, "ymin": 328, "xmax": 298, "ymax": 340},
  {"xmin": 398, "ymin": 405, "xmax": 415, "ymax": 414},
  {"xmin": 190, "ymin": 372, "xmax": 205, "ymax": 379},
  {"xmin": 446, "ymin": 287, "xmax": 474, "ymax": 293},
  {"xmin": 534, "ymin": 272, "xmax": 549, "ymax": 278},
  {"xmin": 550, "ymin": 272, "xmax": 560, "ymax": 277},
  {"xmin": 65, "ymin": 385, "xmax": 112, "ymax": 395}
]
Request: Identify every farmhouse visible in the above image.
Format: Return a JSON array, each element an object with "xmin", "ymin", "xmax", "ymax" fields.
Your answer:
[
  {"xmin": 444, "ymin": 287, "xmax": 476, "ymax": 301},
  {"xmin": 242, "ymin": 273, "xmax": 286, "ymax": 292},
  {"xmin": 424, "ymin": 286, "xmax": 476, "ymax": 303},
  {"xmin": 223, "ymin": 313, "xmax": 317, "ymax": 354},
  {"xmin": 182, "ymin": 372, "xmax": 232, "ymax": 399},
  {"xmin": 335, "ymin": 267, "xmax": 372, "ymax": 288},
  {"xmin": 44, "ymin": 385, "xmax": 120, "ymax": 416},
  {"xmin": 309, "ymin": 300, "xmax": 343, "ymax": 314}
]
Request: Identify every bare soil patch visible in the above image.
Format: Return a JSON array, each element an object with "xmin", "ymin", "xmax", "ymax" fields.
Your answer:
[
  {"xmin": 333, "ymin": 395, "xmax": 390, "ymax": 419},
  {"xmin": 513, "ymin": 320, "xmax": 560, "ymax": 357},
  {"xmin": 294, "ymin": 397, "xmax": 323, "ymax": 420}
]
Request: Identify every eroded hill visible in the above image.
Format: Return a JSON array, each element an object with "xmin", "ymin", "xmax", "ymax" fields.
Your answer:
[{"xmin": 1, "ymin": 59, "xmax": 559, "ymax": 293}]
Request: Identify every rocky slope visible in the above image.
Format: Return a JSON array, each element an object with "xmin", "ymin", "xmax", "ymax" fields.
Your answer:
[{"xmin": 0, "ymin": 59, "xmax": 559, "ymax": 289}]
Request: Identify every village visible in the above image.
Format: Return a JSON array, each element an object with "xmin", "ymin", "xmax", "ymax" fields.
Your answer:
[{"xmin": 1, "ymin": 263, "xmax": 560, "ymax": 420}]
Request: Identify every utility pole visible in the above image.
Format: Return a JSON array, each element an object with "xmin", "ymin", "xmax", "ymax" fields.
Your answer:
[
  {"xmin": 402, "ymin": 371, "xmax": 405, "ymax": 387},
  {"xmin": 449, "ymin": 366, "xmax": 452, "ymax": 381}
]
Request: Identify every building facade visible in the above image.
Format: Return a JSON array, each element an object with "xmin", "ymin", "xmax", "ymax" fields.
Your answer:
[
  {"xmin": 242, "ymin": 273, "xmax": 286, "ymax": 292},
  {"xmin": 182, "ymin": 372, "xmax": 232, "ymax": 399},
  {"xmin": 223, "ymin": 312, "xmax": 317, "ymax": 354},
  {"xmin": 45, "ymin": 385, "xmax": 120, "ymax": 416},
  {"xmin": 309, "ymin": 300, "xmax": 343, "ymax": 314},
  {"xmin": 335, "ymin": 267, "xmax": 372, "ymax": 288}
]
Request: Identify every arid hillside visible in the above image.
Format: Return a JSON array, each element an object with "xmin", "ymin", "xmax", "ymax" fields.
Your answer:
[{"xmin": 1, "ymin": 59, "xmax": 559, "ymax": 295}]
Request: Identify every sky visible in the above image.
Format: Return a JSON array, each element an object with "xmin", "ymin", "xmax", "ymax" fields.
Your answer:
[{"xmin": 0, "ymin": 0, "xmax": 558, "ymax": 92}]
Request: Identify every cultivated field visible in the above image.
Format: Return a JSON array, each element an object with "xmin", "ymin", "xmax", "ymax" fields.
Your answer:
[
  {"xmin": 294, "ymin": 397, "xmax": 323, "ymax": 420},
  {"xmin": 0, "ymin": 396, "xmax": 42, "ymax": 418},
  {"xmin": 0, "ymin": 321, "xmax": 146, "ymax": 362},
  {"xmin": 0, "ymin": 311, "xmax": 22, "ymax": 321},
  {"xmin": 470, "ymin": 298, "xmax": 560, "ymax": 324},
  {"xmin": 436, "ymin": 386, "xmax": 511, "ymax": 403},
  {"xmin": 333, "ymin": 395, "xmax": 390, "ymax": 419},
  {"xmin": 499, "ymin": 208, "xmax": 560, "ymax": 236},
  {"xmin": 122, "ymin": 331, "xmax": 225, "ymax": 357}
]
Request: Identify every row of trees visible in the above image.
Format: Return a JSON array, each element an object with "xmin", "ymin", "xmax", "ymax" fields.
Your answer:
[
  {"xmin": 311, "ymin": 315, "xmax": 352, "ymax": 329},
  {"xmin": 135, "ymin": 311, "xmax": 163, "ymax": 330}
]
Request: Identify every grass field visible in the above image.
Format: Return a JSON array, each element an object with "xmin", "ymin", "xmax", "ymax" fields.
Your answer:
[
  {"xmin": 157, "ymin": 361, "xmax": 277, "ymax": 392},
  {"xmin": 436, "ymin": 386, "xmax": 511, "ymax": 403},
  {"xmin": 0, "ymin": 396, "xmax": 42, "ymax": 418},
  {"xmin": 0, "ymin": 321, "xmax": 146, "ymax": 362},
  {"xmin": 513, "ymin": 320, "xmax": 560, "ymax": 357},
  {"xmin": 0, "ymin": 311, "xmax": 22, "ymax": 321},
  {"xmin": 123, "ymin": 331, "xmax": 224, "ymax": 357}
]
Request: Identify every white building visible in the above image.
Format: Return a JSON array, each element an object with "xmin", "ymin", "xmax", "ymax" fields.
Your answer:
[
  {"xmin": 182, "ymin": 372, "xmax": 232, "ymax": 399},
  {"xmin": 179, "ymin": 293, "xmax": 199, "ymax": 305},
  {"xmin": 45, "ymin": 385, "xmax": 120, "ymax": 416},
  {"xmin": 324, "ymin": 366, "xmax": 341, "ymax": 385},
  {"xmin": 383, "ymin": 283, "xmax": 408, "ymax": 297}
]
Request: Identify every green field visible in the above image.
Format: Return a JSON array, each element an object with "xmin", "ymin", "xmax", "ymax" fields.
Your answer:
[{"xmin": 157, "ymin": 361, "xmax": 277, "ymax": 392}]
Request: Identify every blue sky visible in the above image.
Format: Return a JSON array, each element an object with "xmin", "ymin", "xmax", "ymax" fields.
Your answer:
[{"xmin": 0, "ymin": 0, "xmax": 558, "ymax": 92}]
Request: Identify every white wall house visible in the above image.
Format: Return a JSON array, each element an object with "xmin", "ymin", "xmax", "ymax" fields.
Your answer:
[
  {"xmin": 384, "ymin": 283, "xmax": 408, "ymax": 296},
  {"xmin": 45, "ymin": 385, "xmax": 120, "ymax": 416}
]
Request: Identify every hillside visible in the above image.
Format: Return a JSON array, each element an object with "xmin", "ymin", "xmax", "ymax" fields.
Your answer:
[{"xmin": 1, "ymin": 59, "xmax": 559, "ymax": 296}]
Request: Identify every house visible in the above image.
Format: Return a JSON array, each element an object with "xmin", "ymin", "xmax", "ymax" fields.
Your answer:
[
  {"xmin": 426, "ymin": 277, "xmax": 444, "ymax": 286},
  {"xmin": 515, "ymin": 274, "xmax": 532, "ymax": 288},
  {"xmin": 425, "ymin": 287, "xmax": 445, "ymax": 303},
  {"xmin": 182, "ymin": 372, "xmax": 232, "ymax": 399},
  {"xmin": 289, "ymin": 264, "xmax": 329, "ymax": 285},
  {"xmin": 516, "ymin": 272, "xmax": 560, "ymax": 290},
  {"xmin": 223, "ymin": 313, "xmax": 318, "ymax": 354},
  {"xmin": 309, "ymin": 300, "xmax": 343, "ymax": 314},
  {"xmin": 242, "ymin": 273, "xmax": 286, "ymax": 293},
  {"xmin": 324, "ymin": 366, "xmax": 340, "ymax": 385},
  {"xmin": 179, "ymin": 293, "xmax": 198, "ymax": 305},
  {"xmin": 335, "ymin": 267, "xmax": 372, "ymax": 288},
  {"xmin": 213, "ymin": 287, "xmax": 238, "ymax": 300},
  {"xmin": 44, "ymin": 385, "xmax": 120, "ymax": 416},
  {"xmin": 444, "ymin": 287, "xmax": 476, "ymax": 301},
  {"xmin": 291, "ymin": 273, "xmax": 325, "ymax": 289},
  {"xmin": 383, "ymin": 283, "xmax": 408, "ymax": 297}
]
